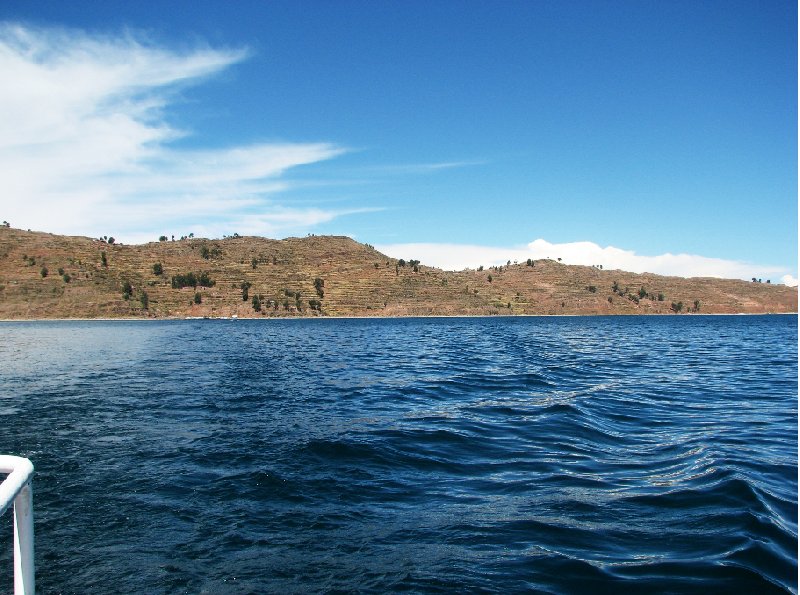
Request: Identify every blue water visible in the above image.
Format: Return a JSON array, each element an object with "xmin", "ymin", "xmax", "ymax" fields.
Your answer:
[{"xmin": 0, "ymin": 316, "xmax": 796, "ymax": 593}]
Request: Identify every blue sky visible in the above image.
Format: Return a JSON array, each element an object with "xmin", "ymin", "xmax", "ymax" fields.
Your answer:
[{"xmin": 0, "ymin": 1, "xmax": 796, "ymax": 283}]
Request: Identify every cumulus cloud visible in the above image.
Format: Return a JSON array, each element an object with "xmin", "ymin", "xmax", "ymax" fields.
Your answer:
[
  {"xmin": 781, "ymin": 275, "xmax": 798, "ymax": 287},
  {"xmin": 0, "ymin": 23, "xmax": 349, "ymax": 241},
  {"xmin": 376, "ymin": 238, "xmax": 794, "ymax": 284}
]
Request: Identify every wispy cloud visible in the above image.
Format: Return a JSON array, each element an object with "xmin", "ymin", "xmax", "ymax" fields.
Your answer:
[
  {"xmin": 0, "ymin": 23, "xmax": 350, "ymax": 242},
  {"xmin": 356, "ymin": 160, "xmax": 487, "ymax": 175},
  {"xmin": 376, "ymin": 238, "xmax": 796, "ymax": 285}
]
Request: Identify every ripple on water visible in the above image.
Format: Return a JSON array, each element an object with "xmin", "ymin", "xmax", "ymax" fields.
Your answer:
[{"xmin": 0, "ymin": 316, "xmax": 795, "ymax": 593}]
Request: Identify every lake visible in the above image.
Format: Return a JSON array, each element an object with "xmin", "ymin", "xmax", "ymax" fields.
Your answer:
[{"xmin": 0, "ymin": 316, "xmax": 796, "ymax": 593}]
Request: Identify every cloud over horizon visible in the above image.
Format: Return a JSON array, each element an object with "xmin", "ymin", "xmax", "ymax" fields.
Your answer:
[
  {"xmin": 0, "ymin": 23, "xmax": 351, "ymax": 242},
  {"xmin": 376, "ymin": 239, "xmax": 797, "ymax": 286}
]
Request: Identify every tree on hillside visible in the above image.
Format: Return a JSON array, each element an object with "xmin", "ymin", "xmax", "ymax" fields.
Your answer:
[
  {"xmin": 152, "ymin": 263, "xmax": 163, "ymax": 276},
  {"xmin": 159, "ymin": 236, "xmax": 168, "ymax": 242},
  {"xmin": 241, "ymin": 281, "xmax": 251, "ymax": 301},
  {"xmin": 314, "ymin": 278, "xmax": 324, "ymax": 298}
]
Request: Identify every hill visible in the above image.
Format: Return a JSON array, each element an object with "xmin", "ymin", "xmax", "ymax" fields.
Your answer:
[{"xmin": 0, "ymin": 227, "xmax": 795, "ymax": 318}]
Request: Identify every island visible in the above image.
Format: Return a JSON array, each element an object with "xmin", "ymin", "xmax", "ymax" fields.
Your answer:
[{"xmin": 0, "ymin": 227, "xmax": 796, "ymax": 319}]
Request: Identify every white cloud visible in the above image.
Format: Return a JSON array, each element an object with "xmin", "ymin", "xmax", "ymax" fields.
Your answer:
[
  {"xmin": 781, "ymin": 275, "xmax": 798, "ymax": 287},
  {"xmin": 0, "ymin": 23, "xmax": 350, "ymax": 242},
  {"xmin": 376, "ymin": 238, "xmax": 795, "ymax": 284}
]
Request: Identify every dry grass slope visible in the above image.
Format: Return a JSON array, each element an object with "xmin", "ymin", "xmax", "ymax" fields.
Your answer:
[{"xmin": 0, "ymin": 227, "xmax": 795, "ymax": 318}]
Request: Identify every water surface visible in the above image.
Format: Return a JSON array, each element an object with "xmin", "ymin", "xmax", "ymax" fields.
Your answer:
[{"xmin": 0, "ymin": 316, "xmax": 796, "ymax": 593}]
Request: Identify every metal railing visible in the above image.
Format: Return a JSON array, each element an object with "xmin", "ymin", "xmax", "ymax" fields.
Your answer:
[{"xmin": 0, "ymin": 456, "xmax": 34, "ymax": 595}]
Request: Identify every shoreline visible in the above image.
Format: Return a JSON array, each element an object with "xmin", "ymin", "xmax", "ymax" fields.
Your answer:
[{"xmin": 1, "ymin": 312, "xmax": 796, "ymax": 322}]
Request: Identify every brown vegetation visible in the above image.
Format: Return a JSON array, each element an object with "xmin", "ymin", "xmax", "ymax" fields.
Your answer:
[{"xmin": 0, "ymin": 227, "xmax": 795, "ymax": 319}]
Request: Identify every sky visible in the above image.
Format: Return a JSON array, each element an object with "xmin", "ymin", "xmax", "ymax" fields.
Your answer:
[{"xmin": 0, "ymin": 1, "xmax": 797, "ymax": 285}]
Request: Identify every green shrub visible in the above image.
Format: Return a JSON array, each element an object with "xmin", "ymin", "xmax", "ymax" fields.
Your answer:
[
  {"xmin": 40, "ymin": 267, "xmax": 48, "ymax": 278},
  {"xmin": 171, "ymin": 272, "xmax": 214, "ymax": 289},
  {"xmin": 200, "ymin": 245, "xmax": 222, "ymax": 260},
  {"xmin": 172, "ymin": 273, "xmax": 197, "ymax": 289},
  {"xmin": 152, "ymin": 263, "xmax": 163, "ymax": 276},
  {"xmin": 194, "ymin": 292, "xmax": 202, "ymax": 304}
]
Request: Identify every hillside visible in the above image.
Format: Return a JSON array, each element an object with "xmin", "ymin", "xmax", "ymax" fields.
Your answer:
[{"xmin": 0, "ymin": 227, "xmax": 795, "ymax": 318}]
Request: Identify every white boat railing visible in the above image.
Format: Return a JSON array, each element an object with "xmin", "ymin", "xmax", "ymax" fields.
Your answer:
[{"xmin": 0, "ymin": 456, "xmax": 34, "ymax": 595}]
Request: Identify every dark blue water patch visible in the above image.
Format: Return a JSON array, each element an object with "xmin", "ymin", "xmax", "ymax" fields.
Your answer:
[{"xmin": 0, "ymin": 315, "xmax": 796, "ymax": 593}]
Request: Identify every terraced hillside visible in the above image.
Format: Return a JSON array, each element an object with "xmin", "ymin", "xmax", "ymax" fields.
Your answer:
[{"xmin": 0, "ymin": 227, "xmax": 795, "ymax": 318}]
